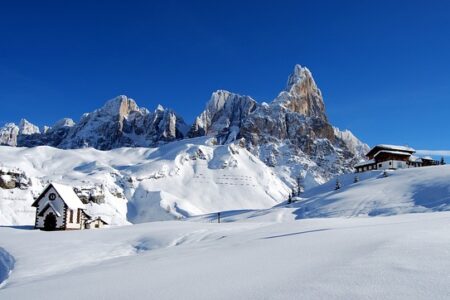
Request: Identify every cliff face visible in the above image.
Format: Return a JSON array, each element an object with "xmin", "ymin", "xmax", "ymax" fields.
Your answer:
[
  {"xmin": 188, "ymin": 90, "xmax": 257, "ymax": 143},
  {"xmin": 191, "ymin": 65, "xmax": 369, "ymax": 186}
]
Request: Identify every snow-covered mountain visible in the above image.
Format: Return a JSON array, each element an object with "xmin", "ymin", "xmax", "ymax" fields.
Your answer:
[
  {"xmin": 0, "ymin": 64, "xmax": 370, "ymax": 225},
  {"xmin": 2, "ymin": 96, "xmax": 189, "ymax": 150},
  {"xmin": 0, "ymin": 67, "xmax": 367, "ymax": 183},
  {"xmin": 0, "ymin": 137, "xmax": 290, "ymax": 226},
  {"xmin": 191, "ymin": 65, "xmax": 369, "ymax": 187}
]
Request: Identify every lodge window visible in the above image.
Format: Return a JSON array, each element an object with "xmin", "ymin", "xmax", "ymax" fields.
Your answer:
[
  {"xmin": 389, "ymin": 162, "xmax": 392, "ymax": 165},
  {"xmin": 379, "ymin": 164, "xmax": 382, "ymax": 167},
  {"xmin": 69, "ymin": 209, "xmax": 73, "ymax": 223}
]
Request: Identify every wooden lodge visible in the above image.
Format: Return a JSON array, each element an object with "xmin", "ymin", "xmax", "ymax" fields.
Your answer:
[{"xmin": 355, "ymin": 144, "xmax": 439, "ymax": 173}]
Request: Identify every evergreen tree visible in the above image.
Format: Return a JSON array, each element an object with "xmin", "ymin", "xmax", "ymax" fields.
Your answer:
[
  {"xmin": 297, "ymin": 176, "xmax": 304, "ymax": 196},
  {"xmin": 335, "ymin": 178, "xmax": 341, "ymax": 190},
  {"xmin": 440, "ymin": 156, "xmax": 446, "ymax": 165}
]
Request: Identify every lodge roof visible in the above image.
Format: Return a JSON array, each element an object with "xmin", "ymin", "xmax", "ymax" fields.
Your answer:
[
  {"xmin": 422, "ymin": 156, "xmax": 434, "ymax": 161},
  {"xmin": 366, "ymin": 144, "xmax": 415, "ymax": 158},
  {"xmin": 409, "ymin": 156, "xmax": 422, "ymax": 163},
  {"xmin": 354, "ymin": 159, "xmax": 376, "ymax": 168},
  {"xmin": 373, "ymin": 150, "xmax": 412, "ymax": 157}
]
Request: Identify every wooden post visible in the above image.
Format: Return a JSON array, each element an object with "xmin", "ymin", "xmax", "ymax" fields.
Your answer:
[{"xmin": 218, "ymin": 212, "xmax": 221, "ymax": 224}]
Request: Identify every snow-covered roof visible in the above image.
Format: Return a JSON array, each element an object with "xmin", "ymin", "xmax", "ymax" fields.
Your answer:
[
  {"xmin": 354, "ymin": 159, "xmax": 376, "ymax": 168},
  {"xmin": 375, "ymin": 144, "xmax": 415, "ymax": 152},
  {"xmin": 86, "ymin": 216, "xmax": 109, "ymax": 224},
  {"xmin": 422, "ymin": 156, "xmax": 434, "ymax": 160},
  {"xmin": 367, "ymin": 144, "xmax": 415, "ymax": 157},
  {"xmin": 409, "ymin": 156, "xmax": 422, "ymax": 162},
  {"xmin": 373, "ymin": 150, "xmax": 412, "ymax": 157},
  {"xmin": 51, "ymin": 183, "xmax": 86, "ymax": 210}
]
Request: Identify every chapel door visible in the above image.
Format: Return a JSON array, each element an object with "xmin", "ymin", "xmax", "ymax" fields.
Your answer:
[{"xmin": 44, "ymin": 212, "xmax": 57, "ymax": 231}]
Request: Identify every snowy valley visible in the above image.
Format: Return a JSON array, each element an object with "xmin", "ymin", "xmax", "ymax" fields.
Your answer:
[{"xmin": 1, "ymin": 65, "xmax": 450, "ymax": 299}]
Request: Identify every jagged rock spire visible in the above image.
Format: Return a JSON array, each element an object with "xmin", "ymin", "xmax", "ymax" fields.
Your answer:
[{"xmin": 275, "ymin": 64, "xmax": 327, "ymax": 120}]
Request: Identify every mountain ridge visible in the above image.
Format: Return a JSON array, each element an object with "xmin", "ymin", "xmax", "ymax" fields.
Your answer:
[{"xmin": 0, "ymin": 64, "xmax": 369, "ymax": 186}]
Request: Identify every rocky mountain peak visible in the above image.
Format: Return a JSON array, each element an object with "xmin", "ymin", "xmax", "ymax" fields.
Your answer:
[
  {"xmin": 19, "ymin": 119, "xmax": 40, "ymax": 135},
  {"xmin": 275, "ymin": 64, "xmax": 326, "ymax": 120},
  {"xmin": 53, "ymin": 118, "xmax": 75, "ymax": 129},
  {"xmin": 100, "ymin": 95, "xmax": 140, "ymax": 119},
  {"xmin": 155, "ymin": 104, "xmax": 165, "ymax": 112},
  {"xmin": 285, "ymin": 64, "xmax": 314, "ymax": 91},
  {"xmin": 0, "ymin": 123, "xmax": 19, "ymax": 146},
  {"xmin": 188, "ymin": 90, "xmax": 257, "ymax": 141},
  {"xmin": 54, "ymin": 95, "xmax": 188, "ymax": 149}
]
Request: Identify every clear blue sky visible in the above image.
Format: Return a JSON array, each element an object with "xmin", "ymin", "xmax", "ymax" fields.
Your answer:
[{"xmin": 1, "ymin": 0, "xmax": 449, "ymax": 150}]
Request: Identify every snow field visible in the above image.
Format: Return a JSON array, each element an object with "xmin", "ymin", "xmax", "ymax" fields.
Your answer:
[{"xmin": 1, "ymin": 212, "xmax": 450, "ymax": 299}]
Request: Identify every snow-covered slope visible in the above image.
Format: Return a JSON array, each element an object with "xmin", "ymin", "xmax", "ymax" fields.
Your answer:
[
  {"xmin": 0, "ymin": 137, "xmax": 289, "ymax": 226},
  {"xmin": 295, "ymin": 165, "xmax": 450, "ymax": 218},
  {"xmin": 200, "ymin": 165, "xmax": 450, "ymax": 223},
  {"xmin": 1, "ymin": 212, "xmax": 450, "ymax": 299}
]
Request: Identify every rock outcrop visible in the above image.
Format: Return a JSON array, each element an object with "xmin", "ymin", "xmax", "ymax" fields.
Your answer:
[
  {"xmin": 0, "ymin": 167, "xmax": 31, "ymax": 190},
  {"xmin": 188, "ymin": 90, "xmax": 257, "ymax": 143},
  {"xmin": 0, "ymin": 123, "xmax": 19, "ymax": 146}
]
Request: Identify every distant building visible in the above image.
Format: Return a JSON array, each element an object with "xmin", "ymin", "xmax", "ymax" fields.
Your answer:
[
  {"xmin": 32, "ymin": 183, "xmax": 91, "ymax": 231},
  {"xmin": 355, "ymin": 144, "xmax": 439, "ymax": 173},
  {"xmin": 85, "ymin": 217, "xmax": 108, "ymax": 229},
  {"xmin": 421, "ymin": 156, "xmax": 440, "ymax": 167}
]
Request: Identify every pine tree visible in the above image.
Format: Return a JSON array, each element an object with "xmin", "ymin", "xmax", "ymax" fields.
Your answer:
[
  {"xmin": 440, "ymin": 156, "xmax": 446, "ymax": 165},
  {"xmin": 297, "ymin": 176, "xmax": 304, "ymax": 196},
  {"xmin": 335, "ymin": 178, "xmax": 341, "ymax": 190}
]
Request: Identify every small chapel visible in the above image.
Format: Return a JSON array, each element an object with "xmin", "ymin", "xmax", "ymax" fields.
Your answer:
[{"xmin": 31, "ymin": 182, "xmax": 107, "ymax": 231}]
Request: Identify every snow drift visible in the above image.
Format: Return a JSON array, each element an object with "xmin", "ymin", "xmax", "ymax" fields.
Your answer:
[
  {"xmin": 0, "ymin": 247, "xmax": 14, "ymax": 288},
  {"xmin": 1, "ymin": 212, "xmax": 450, "ymax": 299}
]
